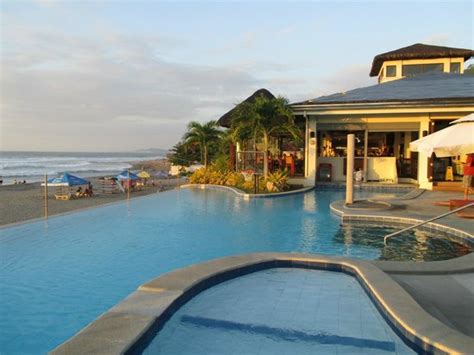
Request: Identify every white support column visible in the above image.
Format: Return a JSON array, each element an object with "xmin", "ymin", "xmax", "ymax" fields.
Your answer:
[
  {"xmin": 363, "ymin": 129, "xmax": 368, "ymax": 182},
  {"xmin": 418, "ymin": 120, "xmax": 433, "ymax": 190},
  {"xmin": 394, "ymin": 132, "xmax": 401, "ymax": 158},
  {"xmin": 346, "ymin": 134, "xmax": 355, "ymax": 204},
  {"xmin": 404, "ymin": 132, "xmax": 412, "ymax": 157},
  {"xmin": 305, "ymin": 118, "xmax": 317, "ymax": 185}
]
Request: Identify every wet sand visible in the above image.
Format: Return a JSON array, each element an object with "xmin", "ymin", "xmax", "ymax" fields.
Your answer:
[{"xmin": 0, "ymin": 177, "xmax": 184, "ymax": 226}]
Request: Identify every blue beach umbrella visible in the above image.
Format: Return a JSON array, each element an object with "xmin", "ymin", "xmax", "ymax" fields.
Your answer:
[
  {"xmin": 42, "ymin": 172, "xmax": 89, "ymax": 186},
  {"xmin": 115, "ymin": 170, "xmax": 139, "ymax": 181},
  {"xmin": 155, "ymin": 170, "xmax": 169, "ymax": 179}
]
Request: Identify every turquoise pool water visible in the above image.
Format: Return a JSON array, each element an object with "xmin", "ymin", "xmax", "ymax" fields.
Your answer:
[
  {"xmin": 144, "ymin": 268, "xmax": 415, "ymax": 354},
  {"xmin": 0, "ymin": 188, "xmax": 469, "ymax": 353}
]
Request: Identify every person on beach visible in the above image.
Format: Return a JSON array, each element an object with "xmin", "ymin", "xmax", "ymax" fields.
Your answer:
[{"xmin": 84, "ymin": 182, "xmax": 94, "ymax": 197}]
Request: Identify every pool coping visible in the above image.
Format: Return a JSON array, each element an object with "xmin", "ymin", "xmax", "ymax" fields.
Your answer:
[
  {"xmin": 51, "ymin": 253, "xmax": 474, "ymax": 355},
  {"xmin": 180, "ymin": 183, "xmax": 314, "ymax": 199}
]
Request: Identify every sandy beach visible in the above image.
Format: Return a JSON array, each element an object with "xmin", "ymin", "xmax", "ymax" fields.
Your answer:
[{"xmin": 0, "ymin": 174, "xmax": 184, "ymax": 226}]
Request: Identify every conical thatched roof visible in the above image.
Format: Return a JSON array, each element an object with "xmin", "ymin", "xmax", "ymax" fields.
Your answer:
[
  {"xmin": 370, "ymin": 43, "xmax": 474, "ymax": 77},
  {"xmin": 217, "ymin": 88, "xmax": 275, "ymax": 128}
]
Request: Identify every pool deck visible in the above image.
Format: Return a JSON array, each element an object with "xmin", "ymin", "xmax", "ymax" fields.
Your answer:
[
  {"xmin": 331, "ymin": 189, "xmax": 473, "ymax": 236},
  {"xmin": 330, "ymin": 189, "xmax": 474, "ymax": 342}
]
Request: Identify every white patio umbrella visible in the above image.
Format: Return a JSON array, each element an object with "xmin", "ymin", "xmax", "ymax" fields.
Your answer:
[{"xmin": 410, "ymin": 113, "xmax": 474, "ymax": 157}]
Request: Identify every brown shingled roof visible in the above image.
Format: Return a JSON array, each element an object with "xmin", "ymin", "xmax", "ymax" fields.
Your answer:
[
  {"xmin": 369, "ymin": 43, "xmax": 473, "ymax": 77},
  {"xmin": 217, "ymin": 88, "xmax": 275, "ymax": 128}
]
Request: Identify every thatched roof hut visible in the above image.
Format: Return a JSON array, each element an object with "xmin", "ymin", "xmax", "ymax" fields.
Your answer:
[
  {"xmin": 217, "ymin": 88, "xmax": 275, "ymax": 128},
  {"xmin": 370, "ymin": 43, "xmax": 474, "ymax": 76}
]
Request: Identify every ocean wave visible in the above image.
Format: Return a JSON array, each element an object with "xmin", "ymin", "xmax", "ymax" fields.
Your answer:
[{"xmin": 0, "ymin": 152, "xmax": 164, "ymax": 178}]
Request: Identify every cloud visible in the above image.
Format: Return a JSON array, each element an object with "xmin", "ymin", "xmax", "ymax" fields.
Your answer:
[
  {"xmin": 1, "ymin": 26, "xmax": 261, "ymax": 151},
  {"xmin": 241, "ymin": 32, "xmax": 258, "ymax": 49},
  {"xmin": 277, "ymin": 25, "xmax": 296, "ymax": 35},
  {"xmin": 423, "ymin": 33, "xmax": 451, "ymax": 45},
  {"xmin": 317, "ymin": 64, "xmax": 376, "ymax": 97}
]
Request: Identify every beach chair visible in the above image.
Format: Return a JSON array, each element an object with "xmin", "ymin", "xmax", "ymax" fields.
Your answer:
[
  {"xmin": 449, "ymin": 199, "xmax": 474, "ymax": 210},
  {"xmin": 434, "ymin": 201, "xmax": 451, "ymax": 206},
  {"xmin": 55, "ymin": 194, "xmax": 72, "ymax": 200},
  {"xmin": 457, "ymin": 211, "xmax": 474, "ymax": 219}
]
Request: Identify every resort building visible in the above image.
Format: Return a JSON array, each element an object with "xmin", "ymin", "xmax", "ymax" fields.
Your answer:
[
  {"xmin": 372, "ymin": 43, "xmax": 471, "ymax": 83},
  {"xmin": 217, "ymin": 43, "xmax": 473, "ymax": 189},
  {"xmin": 291, "ymin": 43, "xmax": 474, "ymax": 189}
]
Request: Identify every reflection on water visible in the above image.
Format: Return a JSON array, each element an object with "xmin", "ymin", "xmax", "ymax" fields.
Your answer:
[
  {"xmin": 333, "ymin": 224, "xmax": 471, "ymax": 262},
  {"xmin": 299, "ymin": 217, "xmax": 318, "ymax": 252},
  {"xmin": 303, "ymin": 193, "xmax": 316, "ymax": 212}
]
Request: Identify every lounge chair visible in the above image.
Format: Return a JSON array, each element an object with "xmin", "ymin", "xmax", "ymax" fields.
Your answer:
[
  {"xmin": 457, "ymin": 211, "xmax": 474, "ymax": 219},
  {"xmin": 55, "ymin": 194, "xmax": 73, "ymax": 200},
  {"xmin": 434, "ymin": 201, "xmax": 451, "ymax": 206},
  {"xmin": 449, "ymin": 199, "xmax": 474, "ymax": 210}
]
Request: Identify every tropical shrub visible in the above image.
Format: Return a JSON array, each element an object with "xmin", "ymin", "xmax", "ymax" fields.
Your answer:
[
  {"xmin": 239, "ymin": 175, "xmax": 266, "ymax": 193},
  {"xmin": 212, "ymin": 154, "xmax": 230, "ymax": 172},
  {"xmin": 188, "ymin": 167, "xmax": 209, "ymax": 184},
  {"xmin": 189, "ymin": 167, "xmax": 232, "ymax": 186},
  {"xmin": 189, "ymin": 167, "xmax": 288, "ymax": 194},
  {"xmin": 265, "ymin": 170, "xmax": 289, "ymax": 192},
  {"xmin": 225, "ymin": 172, "xmax": 245, "ymax": 187}
]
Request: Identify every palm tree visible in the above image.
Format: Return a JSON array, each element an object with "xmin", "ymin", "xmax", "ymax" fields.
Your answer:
[
  {"xmin": 231, "ymin": 95, "xmax": 302, "ymax": 178},
  {"xmin": 183, "ymin": 120, "xmax": 222, "ymax": 167}
]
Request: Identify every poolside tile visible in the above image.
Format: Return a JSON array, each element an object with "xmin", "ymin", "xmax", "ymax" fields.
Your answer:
[{"xmin": 143, "ymin": 268, "xmax": 415, "ymax": 354}]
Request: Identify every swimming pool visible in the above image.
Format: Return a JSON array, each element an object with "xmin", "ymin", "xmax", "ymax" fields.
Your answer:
[
  {"xmin": 144, "ymin": 268, "xmax": 415, "ymax": 354},
  {"xmin": 0, "ymin": 188, "xmax": 470, "ymax": 353}
]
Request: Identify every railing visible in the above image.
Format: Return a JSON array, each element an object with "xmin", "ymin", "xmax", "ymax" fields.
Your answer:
[{"xmin": 383, "ymin": 202, "xmax": 474, "ymax": 245}]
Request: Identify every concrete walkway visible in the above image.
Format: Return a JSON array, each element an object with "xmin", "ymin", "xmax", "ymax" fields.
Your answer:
[
  {"xmin": 390, "ymin": 273, "xmax": 474, "ymax": 337},
  {"xmin": 332, "ymin": 189, "xmax": 474, "ymax": 339}
]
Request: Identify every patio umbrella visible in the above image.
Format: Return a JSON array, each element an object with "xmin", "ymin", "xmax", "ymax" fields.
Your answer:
[
  {"xmin": 155, "ymin": 170, "xmax": 169, "ymax": 179},
  {"xmin": 137, "ymin": 171, "xmax": 151, "ymax": 179},
  {"xmin": 115, "ymin": 171, "xmax": 139, "ymax": 181},
  {"xmin": 409, "ymin": 113, "xmax": 474, "ymax": 157},
  {"xmin": 41, "ymin": 172, "xmax": 89, "ymax": 186}
]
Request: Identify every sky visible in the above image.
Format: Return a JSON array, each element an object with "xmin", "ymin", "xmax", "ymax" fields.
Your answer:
[{"xmin": 1, "ymin": 0, "xmax": 472, "ymax": 152}]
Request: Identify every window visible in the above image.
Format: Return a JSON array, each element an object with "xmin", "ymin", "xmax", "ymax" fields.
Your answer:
[
  {"xmin": 402, "ymin": 63, "xmax": 444, "ymax": 77},
  {"xmin": 367, "ymin": 132, "xmax": 395, "ymax": 157},
  {"xmin": 318, "ymin": 131, "xmax": 364, "ymax": 157},
  {"xmin": 386, "ymin": 65, "xmax": 397, "ymax": 77},
  {"xmin": 450, "ymin": 62, "xmax": 461, "ymax": 73}
]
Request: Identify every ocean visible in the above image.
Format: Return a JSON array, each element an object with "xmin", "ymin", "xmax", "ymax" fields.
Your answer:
[{"xmin": 0, "ymin": 151, "xmax": 166, "ymax": 184}]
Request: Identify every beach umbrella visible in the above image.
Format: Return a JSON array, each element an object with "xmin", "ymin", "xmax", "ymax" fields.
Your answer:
[
  {"xmin": 116, "ymin": 170, "xmax": 139, "ymax": 181},
  {"xmin": 137, "ymin": 171, "xmax": 151, "ymax": 179},
  {"xmin": 41, "ymin": 172, "xmax": 89, "ymax": 186},
  {"xmin": 409, "ymin": 113, "xmax": 474, "ymax": 157},
  {"xmin": 155, "ymin": 171, "xmax": 169, "ymax": 179}
]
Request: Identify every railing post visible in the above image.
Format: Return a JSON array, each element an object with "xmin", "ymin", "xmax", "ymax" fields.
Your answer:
[
  {"xmin": 384, "ymin": 202, "xmax": 474, "ymax": 245},
  {"xmin": 44, "ymin": 174, "xmax": 48, "ymax": 219}
]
